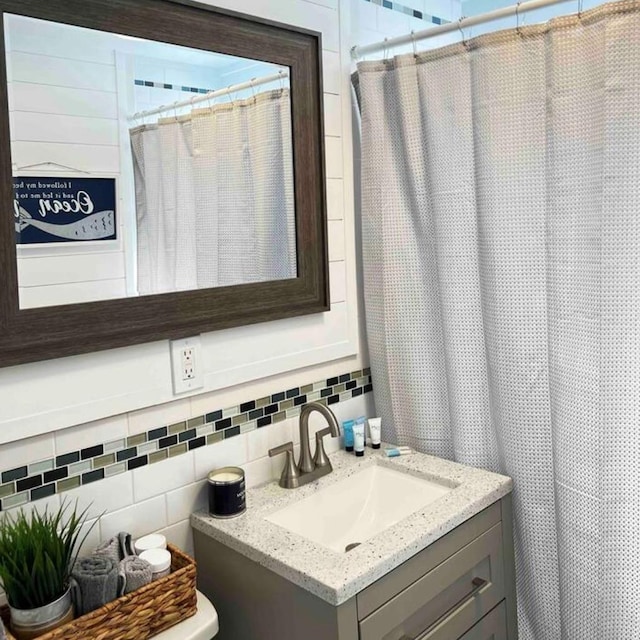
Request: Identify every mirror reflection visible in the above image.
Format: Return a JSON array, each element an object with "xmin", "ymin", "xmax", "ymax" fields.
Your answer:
[{"xmin": 6, "ymin": 14, "xmax": 296, "ymax": 309}]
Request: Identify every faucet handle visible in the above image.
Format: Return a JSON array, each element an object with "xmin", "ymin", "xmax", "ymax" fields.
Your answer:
[
  {"xmin": 313, "ymin": 427, "xmax": 334, "ymax": 469},
  {"xmin": 268, "ymin": 442, "xmax": 295, "ymax": 458},
  {"xmin": 268, "ymin": 442, "xmax": 301, "ymax": 489}
]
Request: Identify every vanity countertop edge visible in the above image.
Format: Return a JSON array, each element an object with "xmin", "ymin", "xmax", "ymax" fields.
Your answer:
[{"xmin": 190, "ymin": 447, "xmax": 512, "ymax": 606}]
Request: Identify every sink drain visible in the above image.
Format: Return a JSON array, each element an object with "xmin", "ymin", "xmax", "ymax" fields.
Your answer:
[{"xmin": 345, "ymin": 542, "xmax": 361, "ymax": 552}]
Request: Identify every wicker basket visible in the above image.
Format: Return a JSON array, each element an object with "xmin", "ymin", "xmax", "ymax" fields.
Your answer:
[{"xmin": 1, "ymin": 544, "xmax": 197, "ymax": 640}]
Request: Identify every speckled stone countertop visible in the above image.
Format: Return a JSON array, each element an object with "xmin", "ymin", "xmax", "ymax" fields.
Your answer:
[{"xmin": 190, "ymin": 447, "xmax": 511, "ymax": 605}]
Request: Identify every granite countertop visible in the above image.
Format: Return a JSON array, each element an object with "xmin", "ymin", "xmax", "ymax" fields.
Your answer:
[{"xmin": 190, "ymin": 447, "xmax": 512, "ymax": 606}]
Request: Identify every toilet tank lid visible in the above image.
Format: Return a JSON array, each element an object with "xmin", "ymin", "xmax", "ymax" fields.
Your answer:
[{"xmin": 153, "ymin": 590, "xmax": 219, "ymax": 639}]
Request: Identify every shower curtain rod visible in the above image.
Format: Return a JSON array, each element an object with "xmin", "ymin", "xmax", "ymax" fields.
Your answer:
[
  {"xmin": 351, "ymin": 0, "xmax": 574, "ymax": 59},
  {"xmin": 129, "ymin": 69, "xmax": 289, "ymax": 120}
]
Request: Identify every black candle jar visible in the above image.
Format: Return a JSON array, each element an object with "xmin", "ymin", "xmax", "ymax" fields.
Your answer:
[{"xmin": 207, "ymin": 466, "xmax": 246, "ymax": 518}]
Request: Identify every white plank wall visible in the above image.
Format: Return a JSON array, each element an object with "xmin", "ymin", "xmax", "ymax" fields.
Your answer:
[
  {"xmin": 0, "ymin": 0, "xmax": 361, "ymax": 444},
  {"xmin": 6, "ymin": 14, "xmax": 127, "ymax": 310},
  {"xmin": 8, "ymin": 51, "xmax": 117, "ymax": 91}
]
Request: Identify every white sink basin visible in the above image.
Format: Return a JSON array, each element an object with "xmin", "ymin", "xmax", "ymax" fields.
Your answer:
[{"xmin": 265, "ymin": 464, "xmax": 452, "ymax": 553}]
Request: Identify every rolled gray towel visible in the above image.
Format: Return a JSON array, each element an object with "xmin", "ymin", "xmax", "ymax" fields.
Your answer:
[
  {"xmin": 70, "ymin": 555, "xmax": 119, "ymax": 616},
  {"xmin": 118, "ymin": 555, "xmax": 153, "ymax": 595},
  {"xmin": 94, "ymin": 536, "xmax": 120, "ymax": 564},
  {"xmin": 118, "ymin": 532, "xmax": 135, "ymax": 559},
  {"xmin": 95, "ymin": 531, "xmax": 135, "ymax": 563}
]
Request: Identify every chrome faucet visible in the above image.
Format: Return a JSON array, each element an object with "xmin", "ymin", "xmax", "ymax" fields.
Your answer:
[{"xmin": 268, "ymin": 402, "xmax": 340, "ymax": 489}]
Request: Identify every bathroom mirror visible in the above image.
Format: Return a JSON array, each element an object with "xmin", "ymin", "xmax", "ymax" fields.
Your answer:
[{"xmin": 0, "ymin": 0, "xmax": 328, "ymax": 366}]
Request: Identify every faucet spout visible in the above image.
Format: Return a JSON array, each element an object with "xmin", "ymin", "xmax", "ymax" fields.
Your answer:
[{"xmin": 298, "ymin": 402, "xmax": 340, "ymax": 473}]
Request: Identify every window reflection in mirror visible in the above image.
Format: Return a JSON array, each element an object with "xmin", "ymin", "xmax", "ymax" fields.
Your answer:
[{"xmin": 5, "ymin": 13, "xmax": 296, "ymax": 309}]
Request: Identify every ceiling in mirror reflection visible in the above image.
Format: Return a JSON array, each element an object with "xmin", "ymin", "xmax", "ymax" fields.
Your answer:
[{"xmin": 5, "ymin": 13, "xmax": 296, "ymax": 309}]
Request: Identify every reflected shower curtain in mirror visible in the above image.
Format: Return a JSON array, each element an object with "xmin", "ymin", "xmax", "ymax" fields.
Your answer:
[
  {"xmin": 355, "ymin": 2, "xmax": 640, "ymax": 639},
  {"xmin": 130, "ymin": 89, "xmax": 296, "ymax": 294}
]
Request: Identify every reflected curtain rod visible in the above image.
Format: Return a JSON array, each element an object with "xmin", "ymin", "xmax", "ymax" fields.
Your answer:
[
  {"xmin": 129, "ymin": 69, "xmax": 289, "ymax": 121},
  {"xmin": 351, "ymin": 0, "xmax": 575, "ymax": 59}
]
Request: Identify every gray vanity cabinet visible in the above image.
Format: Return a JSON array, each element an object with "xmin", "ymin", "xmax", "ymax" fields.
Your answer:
[{"xmin": 193, "ymin": 495, "xmax": 517, "ymax": 640}]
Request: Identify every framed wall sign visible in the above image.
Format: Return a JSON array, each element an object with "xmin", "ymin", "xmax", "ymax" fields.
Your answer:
[{"xmin": 13, "ymin": 176, "xmax": 117, "ymax": 245}]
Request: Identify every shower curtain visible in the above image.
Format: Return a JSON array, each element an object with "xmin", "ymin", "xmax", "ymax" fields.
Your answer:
[
  {"xmin": 130, "ymin": 89, "xmax": 296, "ymax": 295},
  {"xmin": 355, "ymin": 1, "xmax": 640, "ymax": 638}
]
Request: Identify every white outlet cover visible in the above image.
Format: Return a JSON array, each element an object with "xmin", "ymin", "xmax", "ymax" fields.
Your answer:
[{"xmin": 170, "ymin": 336, "xmax": 204, "ymax": 395}]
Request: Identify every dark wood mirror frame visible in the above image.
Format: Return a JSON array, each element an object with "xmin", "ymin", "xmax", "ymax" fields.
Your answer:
[{"xmin": 0, "ymin": 0, "xmax": 328, "ymax": 368}]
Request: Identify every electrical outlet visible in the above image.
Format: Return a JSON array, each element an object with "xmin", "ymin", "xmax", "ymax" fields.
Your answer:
[{"xmin": 170, "ymin": 336, "xmax": 204, "ymax": 394}]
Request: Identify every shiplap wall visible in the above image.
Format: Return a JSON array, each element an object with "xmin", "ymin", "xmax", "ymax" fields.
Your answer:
[
  {"xmin": 6, "ymin": 15, "xmax": 129, "ymax": 309},
  {"xmin": 0, "ymin": 0, "xmax": 361, "ymax": 445}
]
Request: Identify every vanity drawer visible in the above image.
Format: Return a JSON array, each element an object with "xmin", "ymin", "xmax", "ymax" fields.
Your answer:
[
  {"xmin": 358, "ymin": 523, "xmax": 505, "ymax": 640},
  {"xmin": 458, "ymin": 602, "xmax": 507, "ymax": 640}
]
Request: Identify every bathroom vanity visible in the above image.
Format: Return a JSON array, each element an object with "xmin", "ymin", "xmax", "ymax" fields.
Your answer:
[{"xmin": 191, "ymin": 449, "xmax": 516, "ymax": 640}]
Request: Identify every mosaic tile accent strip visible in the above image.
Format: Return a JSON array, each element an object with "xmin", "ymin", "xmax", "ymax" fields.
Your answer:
[
  {"xmin": 363, "ymin": 0, "xmax": 450, "ymax": 24},
  {"xmin": 134, "ymin": 79, "xmax": 215, "ymax": 95},
  {"xmin": 0, "ymin": 369, "xmax": 372, "ymax": 511}
]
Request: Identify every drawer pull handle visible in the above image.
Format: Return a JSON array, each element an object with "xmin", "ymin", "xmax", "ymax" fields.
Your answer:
[{"xmin": 400, "ymin": 577, "xmax": 488, "ymax": 640}]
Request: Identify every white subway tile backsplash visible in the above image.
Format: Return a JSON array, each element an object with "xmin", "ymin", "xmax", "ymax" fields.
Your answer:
[
  {"xmin": 324, "ymin": 92, "xmax": 342, "ymax": 137},
  {"xmin": 132, "ymin": 451, "xmax": 195, "ymax": 503},
  {"xmin": 157, "ymin": 520, "xmax": 194, "ymax": 557},
  {"xmin": 330, "ymin": 261, "xmax": 347, "ymax": 304},
  {"xmin": 99, "ymin": 495, "xmax": 167, "ymax": 542},
  {"xmin": 247, "ymin": 419, "xmax": 295, "ymax": 461},
  {"xmin": 126, "ymin": 398, "xmax": 191, "ymax": 436},
  {"xmin": 55, "ymin": 415, "xmax": 127, "ymax": 455},
  {"xmin": 2, "ymin": 493, "xmax": 60, "ymax": 522},
  {"xmin": 377, "ymin": 4, "xmax": 411, "ymax": 33},
  {"xmin": 326, "ymin": 179, "xmax": 344, "ymax": 221},
  {"xmin": 64, "ymin": 471, "xmax": 134, "ymax": 520},
  {"xmin": 241, "ymin": 456, "xmax": 274, "ymax": 489},
  {"xmin": 165, "ymin": 481, "xmax": 207, "ymax": 525},
  {"xmin": 77, "ymin": 517, "xmax": 102, "ymax": 557},
  {"xmin": 325, "ymin": 136, "xmax": 344, "ymax": 179},
  {"xmin": 322, "ymin": 50, "xmax": 341, "ymax": 95},
  {"xmin": 328, "ymin": 219, "xmax": 346, "ymax": 261},
  {"xmin": 0, "ymin": 433, "xmax": 54, "ymax": 469},
  {"xmin": 194, "ymin": 433, "xmax": 248, "ymax": 480},
  {"xmin": 355, "ymin": 0, "xmax": 379, "ymax": 31}
]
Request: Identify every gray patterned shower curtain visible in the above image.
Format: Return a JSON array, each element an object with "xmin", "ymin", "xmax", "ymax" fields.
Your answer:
[
  {"xmin": 354, "ymin": 2, "xmax": 640, "ymax": 638},
  {"xmin": 130, "ymin": 89, "xmax": 296, "ymax": 295}
]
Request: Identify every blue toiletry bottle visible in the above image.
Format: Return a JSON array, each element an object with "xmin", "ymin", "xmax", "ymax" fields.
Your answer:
[{"xmin": 343, "ymin": 419, "xmax": 355, "ymax": 452}]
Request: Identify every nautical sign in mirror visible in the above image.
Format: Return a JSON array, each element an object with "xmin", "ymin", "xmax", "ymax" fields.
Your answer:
[
  {"xmin": 14, "ymin": 177, "xmax": 117, "ymax": 244},
  {"xmin": 7, "ymin": 13, "xmax": 296, "ymax": 309}
]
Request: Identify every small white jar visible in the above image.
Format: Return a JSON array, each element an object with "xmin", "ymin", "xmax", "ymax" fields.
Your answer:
[
  {"xmin": 134, "ymin": 533, "xmax": 167, "ymax": 555},
  {"xmin": 139, "ymin": 548, "xmax": 172, "ymax": 580}
]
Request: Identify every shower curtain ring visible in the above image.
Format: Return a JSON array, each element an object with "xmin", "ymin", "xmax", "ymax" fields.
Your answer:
[
  {"xmin": 278, "ymin": 69, "xmax": 285, "ymax": 93},
  {"xmin": 577, "ymin": 0, "xmax": 583, "ymax": 17},
  {"xmin": 410, "ymin": 30, "xmax": 418, "ymax": 58},
  {"xmin": 516, "ymin": 2, "xmax": 523, "ymax": 35},
  {"xmin": 382, "ymin": 37, "xmax": 389, "ymax": 61},
  {"xmin": 249, "ymin": 78, "xmax": 257, "ymax": 102}
]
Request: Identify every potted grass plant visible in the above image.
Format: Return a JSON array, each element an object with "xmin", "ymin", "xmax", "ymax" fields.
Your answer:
[{"xmin": 0, "ymin": 501, "xmax": 97, "ymax": 640}]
